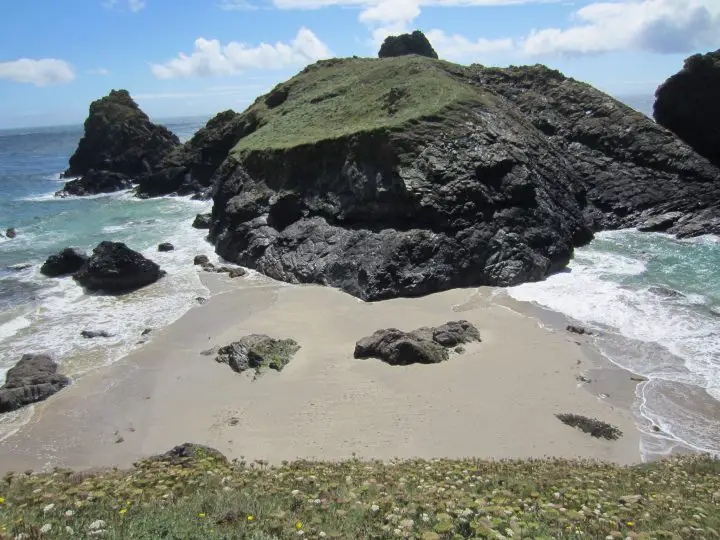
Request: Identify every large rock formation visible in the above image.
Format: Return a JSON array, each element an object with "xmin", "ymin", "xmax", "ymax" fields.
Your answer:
[
  {"xmin": 654, "ymin": 49, "xmax": 720, "ymax": 168},
  {"xmin": 73, "ymin": 241, "xmax": 165, "ymax": 293},
  {"xmin": 135, "ymin": 110, "xmax": 259, "ymax": 199},
  {"xmin": 57, "ymin": 90, "xmax": 180, "ymax": 196},
  {"xmin": 214, "ymin": 334, "xmax": 300, "ymax": 376},
  {"xmin": 378, "ymin": 31, "xmax": 438, "ymax": 59},
  {"xmin": 202, "ymin": 56, "xmax": 719, "ymax": 301},
  {"xmin": 0, "ymin": 354, "xmax": 71, "ymax": 413}
]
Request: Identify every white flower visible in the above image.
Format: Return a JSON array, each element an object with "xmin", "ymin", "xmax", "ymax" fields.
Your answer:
[
  {"xmin": 421, "ymin": 513, "xmax": 430, "ymax": 523},
  {"xmin": 393, "ymin": 528, "xmax": 402, "ymax": 537},
  {"xmin": 65, "ymin": 526, "xmax": 74, "ymax": 535},
  {"xmin": 505, "ymin": 528, "xmax": 514, "ymax": 537},
  {"xmin": 88, "ymin": 531, "xmax": 105, "ymax": 537},
  {"xmin": 88, "ymin": 520, "xmax": 106, "ymax": 531},
  {"xmin": 296, "ymin": 531, "xmax": 304, "ymax": 537},
  {"xmin": 43, "ymin": 503, "xmax": 55, "ymax": 514},
  {"xmin": 291, "ymin": 489, "xmax": 300, "ymax": 496},
  {"xmin": 14, "ymin": 534, "xmax": 30, "ymax": 540},
  {"xmin": 314, "ymin": 498, "xmax": 321, "ymax": 505},
  {"xmin": 64, "ymin": 509, "xmax": 75, "ymax": 517},
  {"xmin": 371, "ymin": 504, "xmax": 380, "ymax": 512},
  {"xmin": 319, "ymin": 533, "xmax": 327, "ymax": 538},
  {"xmin": 39, "ymin": 524, "xmax": 52, "ymax": 534}
]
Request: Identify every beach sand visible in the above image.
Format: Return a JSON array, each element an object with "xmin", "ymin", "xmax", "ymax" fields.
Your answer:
[{"xmin": 0, "ymin": 274, "xmax": 641, "ymax": 473}]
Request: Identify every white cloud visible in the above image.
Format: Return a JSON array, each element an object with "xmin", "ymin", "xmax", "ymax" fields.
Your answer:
[
  {"xmin": 104, "ymin": 0, "xmax": 146, "ymax": 12},
  {"xmin": 219, "ymin": 0, "xmax": 259, "ymax": 9},
  {"xmin": 0, "ymin": 58, "xmax": 75, "ymax": 86},
  {"xmin": 150, "ymin": 28, "xmax": 332, "ymax": 79},
  {"xmin": 522, "ymin": 0, "xmax": 720, "ymax": 56},
  {"xmin": 89, "ymin": 67, "xmax": 110, "ymax": 75},
  {"xmin": 134, "ymin": 84, "xmax": 265, "ymax": 99},
  {"xmin": 425, "ymin": 29, "xmax": 514, "ymax": 60}
]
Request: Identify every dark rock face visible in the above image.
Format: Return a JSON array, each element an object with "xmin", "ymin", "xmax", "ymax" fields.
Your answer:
[
  {"xmin": 6, "ymin": 228, "xmax": 16, "ymax": 239},
  {"xmin": 209, "ymin": 60, "xmax": 720, "ymax": 301},
  {"xmin": 192, "ymin": 213, "xmax": 212, "ymax": 229},
  {"xmin": 354, "ymin": 320, "xmax": 480, "ymax": 366},
  {"xmin": 147, "ymin": 443, "xmax": 228, "ymax": 464},
  {"xmin": 136, "ymin": 110, "xmax": 259, "ymax": 198},
  {"xmin": 214, "ymin": 334, "xmax": 300, "ymax": 376},
  {"xmin": 228, "ymin": 267, "xmax": 247, "ymax": 278},
  {"xmin": 40, "ymin": 248, "xmax": 88, "ymax": 277},
  {"xmin": 193, "ymin": 254, "xmax": 210, "ymax": 266},
  {"xmin": 157, "ymin": 242, "xmax": 175, "ymax": 252},
  {"xmin": 0, "ymin": 354, "xmax": 71, "ymax": 413},
  {"xmin": 56, "ymin": 170, "xmax": 133, "ymax": 197},
  {"xmin": 59, "ymin": 90, "xmax": 179, "ymax": 197},
  {"xmin": 81, "ymin": 329, "xmax": 114, "ymax": 339},
  {"xmin": 73, "ymin": 241, "xmax": 165, "ymax": 293},
  {"xmin": 654, "ymin": 50, "xmax": 720, "ymax": 168},
  {"xmin": 378, "ymin": 31, "xmax": 438, "ymax": 59}
]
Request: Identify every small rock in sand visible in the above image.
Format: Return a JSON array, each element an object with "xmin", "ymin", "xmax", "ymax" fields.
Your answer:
[{"xmin": 567, "ymin": 324, "xmax": 592, "ymax": 335}]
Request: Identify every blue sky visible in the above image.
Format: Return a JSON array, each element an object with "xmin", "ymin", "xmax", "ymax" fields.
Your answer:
[{"xmin": 0, "ymin": 0, "xmax": 718, "ymax": 128}]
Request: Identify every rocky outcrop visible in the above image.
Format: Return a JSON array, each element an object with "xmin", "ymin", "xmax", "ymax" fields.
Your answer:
[
  {"xmin": 654, "ymin": 49, "xmax": 720, "ymax": 168},
  {"xmin": 214, "ymin": 334, "xmax": 300, "ymax": 376},
  {"xmin": 40, "ymin": 248, "xmax": 88, "ymax": 277},
  {"xmin": 207, "ymin": 56, "xmax": 720, "ymax": 301},
  {"xmin": 192, "ymin": 213, "xmax": 212, "ymax": 229},
  {"xmin": 57, "ymin": 89, "xmax": 180, "ymax": 197},
  {"xmin": 146, "ymin": 443, "xmax": 228, "ymax": 465},
  {"xmin": 5, "ymin": 228, "xmax": 16, "ymax": 239},
  {"xmin": 157, "ymin": 242, "xmax": 174, "ymax": 252},
  {"xmin": 378, "ymin": 31, "xmax": 438, "ymax": 59},
  {"xmin": 136, "ymin": 110, "xmax": 259, "ymax": 199},
  {"xmin": 81, "ymin": 329, "xmax": 114, "ymax": 338},
  {"xmin": 0, "ymin": 354, "xmax": 71, "ymax": 413},
  {"xmin": 74, "ymin": 241, "xmax": 165, "ymax": 293},
  {"xmin": 354, "ymin": 321, "xmax": 480, "ymax": 365}
]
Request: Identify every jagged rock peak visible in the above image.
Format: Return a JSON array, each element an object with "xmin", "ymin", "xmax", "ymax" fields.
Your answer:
[
  {"xmin": 654, "ymin": 49, "xmax": 720, "ymax": 168},
  {"xmin": 378, "ymin": 30, "xmax": 438, "ymax": 59},
  {"xmin": 63, "ymin": 88, "xmax": 180, "ymax": 180}
]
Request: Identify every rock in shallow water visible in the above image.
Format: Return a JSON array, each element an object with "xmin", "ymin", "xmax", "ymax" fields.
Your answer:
[
  {"xmin": 354, "ymin": 320, "xmax": 481, "ymax": 366},
  {"xmin": 41, "ymin": 248, "xmax": 88, "ymax": 277},
  {"xmin": 0, "ymin": 354, "xmax": 71, "ymax": 413},
  {"xmin": 73, "ymin": 241, "xmax": 165, "ymax": 293},
  {"xmin": 214, "ymin": 334, "xmax": 300, "ymax": 376},
  {"xmin": 192, "ymin": 213, "xmax": 212, "ymax": 229},
  {"xmin": 157, "ymin": 242, "xmax": 174, "ymax": 252}
]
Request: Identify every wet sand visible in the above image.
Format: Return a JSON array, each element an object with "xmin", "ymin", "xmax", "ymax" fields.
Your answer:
[{"xmin": 0, "ymin": 274, "xmax": 641, "ymax": 473}]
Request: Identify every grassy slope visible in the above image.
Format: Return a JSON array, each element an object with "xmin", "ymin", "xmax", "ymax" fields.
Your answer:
[
  {"xmin": 233, "ymin": 56, "xmax": 486, "ymax": 152},
  {"xmin": 1, "ymin": 453, "xmax": 719, "ymax": 539}
]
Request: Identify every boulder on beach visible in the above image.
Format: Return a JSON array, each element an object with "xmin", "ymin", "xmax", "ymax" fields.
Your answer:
[
  {"xmin": 654, "ymin": 49, "xmax": 720, "ymax": 168},
  {"xmin": 57, "ymin": 89, "xmax": 180, "ymax": 197},
  {"xmin": 40, "ymin": 247, "xmax": 89, "ymax": 277},
  {"xmin": 193, "ymin": 254, "xmax": 210, "ymax": 266},
  {"xmin": 145, "ymin": 443, "xmax": 228, "ymax": 465},
  {"xmin": 157, "ymin": 242, "xmax": 175, "ymax": 252},
  {"xmin": 206, "ymin": 56, "xmax": 720, "ymax": 301},
  {"xmin": 354, "ymin": 320, "xmax": 481, "ymax": 366},
  {"xmin": 378, "ymin": 30, "xmax": 438, "ymax": 59},
  {"xmin": 192, "ymin": 213, "xmax": 212, "ymax": 229},
  {"xmin": 214, "ymin": 334, "xmax": 300, "ymax": 376},
  {"xmin": 73, "ymin": 241, "xmax": 165, "ymax": 293},
  {"xmin": 0, "ymin": 354, "xmax": 71, "ymax": 413}
]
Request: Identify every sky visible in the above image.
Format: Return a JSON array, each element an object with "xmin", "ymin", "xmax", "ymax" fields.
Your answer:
[{"xmin": 0, "ymin": 0, "xmax": 718, "ymax": 128}]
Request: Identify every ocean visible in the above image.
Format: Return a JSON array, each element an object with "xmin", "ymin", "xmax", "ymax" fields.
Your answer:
[
  {"xmin": 0, "ymin": 117, "xmax": 222, "ymax": 439},
  {"xmin": 1, "ymin": 107, "xmax": 719, "ymax": 459}
]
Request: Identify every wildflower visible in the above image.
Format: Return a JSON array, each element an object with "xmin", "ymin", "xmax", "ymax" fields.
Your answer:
[
  {"xmin": 295, "ymin": 520, "xmax": 303, "ymax": 530},
  {"xmin": 291, "ymin": 489, "xmax": 300, "ymax": 496},
  {"xmin": 247, "ymin": 515, "xmax": 254, "ymax": 522},
  {"xmin": 421, "ymin": 513, "xmax": 430, "ymax": 523},
  {"xmin": 198, "ymin": 513, "xmax": 206, "ymax": 518},
  {"xmin": 0, "ymin": 497, "xmax": 4, "ymax": 504},
  {"xmin": 64, "ymin": 509, "xmax": 75, "ymax": 517},
  {"xmin": 88, "ymin": 520, "xmax": 106, "ymax": 531},
  {"xmin": 371, "ymin": 504, "xmax": 380, "ymax": 512},
  {"xmin": 119, "ymin": 508, "xmax": 127, "ymax": 515},
  {"xmin": 43, "ymin": 503, "xmax": 55, "ymax": 514},
  {"xmin": 65, "ymin": 526, "xmax": 74, "ymax": 535},
  {"xmin": 626, "ymin": 521, "xmax": 635, "ymax": 527},
  {"xmin": 296, "ymin": 531, "xmax": 304, "ymax": 537},
  {"xmin": 319, "ymin": 532, "xmax": 327, "ymax": 538},
  {"xmin": 39, "ymin": 524, "xmax": 52, "ymax": 534}
]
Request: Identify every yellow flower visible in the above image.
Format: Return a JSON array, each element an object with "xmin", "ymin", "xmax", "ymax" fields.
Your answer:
[
  {"xmin": 627, "ymin": 521, "xmax": 635, "ymax": 527},
  {"xmin": 295, "ymin": 521, "xmax": 303, "ymax": 530},
  {"xmin": 0, "ymin": 497, "xmax": 5, "ymax": 504},
  {"xmin": 247, "ymin": 515, "xmax": 255, "ymax": 522},
  {"xmin": 198, "ymin": 513, "xmax": 206, "ymax": 518},
  {"xmin": 119, "ymin": 508, "xmax": 127, "ymax": 515}
]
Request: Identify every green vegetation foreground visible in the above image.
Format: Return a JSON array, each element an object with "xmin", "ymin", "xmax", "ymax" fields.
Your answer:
[{"xmin": 1, "ymin": 446, "xmax": 718, "ymax": 539}]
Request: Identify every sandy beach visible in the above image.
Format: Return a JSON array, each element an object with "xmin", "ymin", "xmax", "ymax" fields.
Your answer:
[{"xmin": 0, "ymin": 273, "xmax": 642, "ymax": 473}]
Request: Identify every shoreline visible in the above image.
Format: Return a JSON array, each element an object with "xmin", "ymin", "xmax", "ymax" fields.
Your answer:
[{"xmin": 0, "ymin": 273, "xmax": 642, "ymax": 473}]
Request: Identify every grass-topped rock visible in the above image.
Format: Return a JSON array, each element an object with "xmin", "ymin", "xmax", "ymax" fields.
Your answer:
[
  {"xmin": 378, "ymin": 30, "xmax": 439, "ymax": 59},
  {"xmin": 1, "ymin": 446, "xmax": 718, "ymax": 539},
  {"xmin": 354, "ymin": 320, "xmax": 480, "ymax": 366},
  {"xmin": 215, "ymin": 334, "xmax": 300, "ymax": 377},
  {"xmin": 204, "ymin": 54, "xmax": 720, "ymax": 301},
  {"xmin": 556, "ymin": 413, "xmax": 623, "ymax": 440}
]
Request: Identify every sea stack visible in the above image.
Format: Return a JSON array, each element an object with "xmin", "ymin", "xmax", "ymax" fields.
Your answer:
[
  {"xmin": 56, "ymin": 89, "xmax": 180, "ymax": 197},
  {"xmin": 654, "ymin": 49, "xmax": 720, "ymax": 168}
]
